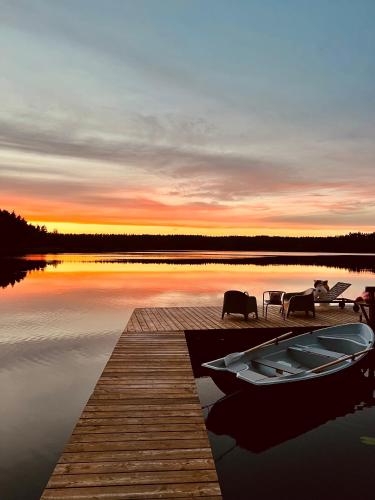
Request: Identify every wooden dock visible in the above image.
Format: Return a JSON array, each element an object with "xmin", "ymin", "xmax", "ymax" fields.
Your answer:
[
  {"xmin": 41, "ymin": 328, "xmax": 221, "ymax": 499},
  {"xmin": 42, "ymin": 304, "xmax": 360, "ymax": 498},
  {"xmin": 126, "ymin": 305, "xmax": 360, "ymax": 333}
]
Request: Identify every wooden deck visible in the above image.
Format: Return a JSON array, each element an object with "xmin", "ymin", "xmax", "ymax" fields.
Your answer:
[
  {"xmin": 42, "ymin": 303, "xmax": 360, "ymax": 499},
  {"xmin": 126, "ymin": 305, "xmax": 360, "ymax": 333},
  {"xmin": 42, "ymin": 330, "xmax": 221, "ymax": 499}
]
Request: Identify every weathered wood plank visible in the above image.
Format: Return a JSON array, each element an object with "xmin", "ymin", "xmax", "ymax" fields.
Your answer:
[
  {"xmin": 47, "ymin": 469, "xmax": 219, "ymax": 488},
  {"xmin": 42, "ymin": 482, "xmax": 222, "ymax": 498},
  {"xmin": 77, "ymin": 416, "xmax": 205, "ymax": 425},
  {"xmin": 54, "ymin": 458, "xmax": 216, "ymax": 475},
  {"xmin": 63, "ymin": 439, "xmax": 211, "ymax": 453},
  {"xmin": 58, "ymin": 448, "xmax": 214, "ymax": 464},
  {"xmin": 84, "ymin": 404, "xmax": 201, "ymax": 413},
  {"xmin": 69, "ymin": 430, "xmax": 208, "ymax": 443},
  {"xmin": 73, "ymin": 423, "xmax": 206, "ymax": 434}
]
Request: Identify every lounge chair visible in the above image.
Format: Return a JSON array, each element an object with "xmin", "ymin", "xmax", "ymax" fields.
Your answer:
[
  {"xmin": 222, "ymin": 290, "xmax": 258, "ymax": 320},
  {"xmin": 314, "ymin": 282, "xmax": 352, "ymax": 308},
  {"xmin": 282, "ymin": 288, "xmax": 315, "ymax": 319}
]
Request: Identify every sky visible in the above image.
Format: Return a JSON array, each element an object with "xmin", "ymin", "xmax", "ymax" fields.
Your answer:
[{"xmin": 1, "ymin": 0, "xmax": 375, "ymax": 236}]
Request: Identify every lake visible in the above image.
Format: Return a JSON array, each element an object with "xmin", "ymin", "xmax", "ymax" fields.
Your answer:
[{"xmin": 1, "ymin": 252, "xmax": 374, "ymax": 499}]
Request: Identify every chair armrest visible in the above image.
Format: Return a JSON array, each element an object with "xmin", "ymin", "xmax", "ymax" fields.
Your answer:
[{"xmin": 283, "ymin": 291, "xmax": 303, "ymax": 302}]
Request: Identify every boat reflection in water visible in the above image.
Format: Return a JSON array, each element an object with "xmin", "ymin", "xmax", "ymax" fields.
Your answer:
[
  {"xmin": 204, "ymin": 367, "xmax": 375, "ymax": 499},
  {"xmin": 206, "ymin": 370, "xmax": 375, "ymax": 454}
]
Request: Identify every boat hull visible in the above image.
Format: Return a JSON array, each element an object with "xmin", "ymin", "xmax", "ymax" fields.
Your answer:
[{"xmin": 209, "ymin": 356, "xmax": 371, "ymax": 395}]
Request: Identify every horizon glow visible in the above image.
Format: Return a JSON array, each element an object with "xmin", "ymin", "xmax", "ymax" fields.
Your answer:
[{"xmin": 1, "ymin": 1, "xmax": 375, "ymax": 236}]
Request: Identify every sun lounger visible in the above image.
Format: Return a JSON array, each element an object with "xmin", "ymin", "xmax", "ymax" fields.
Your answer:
[{"xmin": 314, "ymin": 282, "xmax": 352, "ymax": 308}]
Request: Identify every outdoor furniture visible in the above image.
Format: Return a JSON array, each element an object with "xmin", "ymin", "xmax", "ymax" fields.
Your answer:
[
  {"xmin": 262, "ymin": 290, "xmax": 285, "ymax": 318},
  {"xmin": 314, "ymin": 282, "xmax": 352, "ymax": 309},
  {"xmin": 282, "ymin": 288, "xmax": 315, "ymax": 319},
  {"xmin": 357, "ymin": 286, "xmax": 375, "ymax": 327},
  {"xmin": 222, "ymin": 290, "xmax": 258, "ymax": 321}
]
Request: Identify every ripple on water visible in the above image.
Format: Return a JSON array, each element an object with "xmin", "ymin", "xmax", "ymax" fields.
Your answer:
[{"xmin": 0, "ymin": 329, "xmax": 119, "ymax": 500}]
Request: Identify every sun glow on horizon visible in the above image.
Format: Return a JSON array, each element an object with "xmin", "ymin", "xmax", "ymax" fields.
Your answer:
[{"xmin": 30, "ymin": 219, "xmax": 364, "ymax": 237}]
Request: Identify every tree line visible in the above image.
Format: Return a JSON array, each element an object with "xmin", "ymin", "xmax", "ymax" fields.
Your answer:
[{"xmin": 1, "ymin": 208, "xmax": 375, "ymax": 255}]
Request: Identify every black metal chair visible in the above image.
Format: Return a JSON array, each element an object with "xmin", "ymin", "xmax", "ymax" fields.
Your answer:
[
  {"xmin": 263, "ymin": 290, "xmax": 285, "ymax": 318},
  {"xmin": 222, "ymin": 290, "xmax": 258, "ymax": 321}
]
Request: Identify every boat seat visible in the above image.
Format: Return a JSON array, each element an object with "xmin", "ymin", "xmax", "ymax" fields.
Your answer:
[
  {"xmin": 237, "ymin": 369, "xmax": 268, "ymax": 383},
  {"xmin": 317, "ymin": 335, "xmax": 366, "ymax": 348},
  {"xmin": 289, "ymin": 345, "xmax": 344, "ymax": 359},
  {"xmin": 252, "ymin": 358, "xmax": 303, "ymax": 374}
]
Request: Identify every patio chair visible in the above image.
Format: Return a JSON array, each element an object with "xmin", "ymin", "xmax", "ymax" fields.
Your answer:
[
  {"xmin": 282, "ymin": 288, "xmax": 315, "ymax": 319},
  {"xmin": 222, "ymin": 290, "xmax": 258, "ymax": 321},
  {"xmin": 263, "ymin": 290, "xmax": 285, "ymax": 318},
  {"xmin": 314, "ymin": 282, "xmax": 352, "ymax": 308}
]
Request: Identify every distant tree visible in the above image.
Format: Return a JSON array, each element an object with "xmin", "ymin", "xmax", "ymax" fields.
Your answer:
[{"xmin": 0, "ymin": 209, "xmax": 48, "ymax": 255}]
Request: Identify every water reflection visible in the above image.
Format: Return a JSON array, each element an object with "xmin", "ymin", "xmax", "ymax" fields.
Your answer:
[
  {"xmin": 200, "ymin": 371, "xmax": 375, "ymax": 500},
  {"xmin": 24, "ymin": 251, "xmax": 375, "ymax": 272},
  {"xmin": 1, "ymin": 252, "xmax": 375, "ymax": 499},
  {"xmin": 74, "ymin": 252, "xmax": 375, "ymax": 273},
  {"xmin": 206, "ymin": 372, "xmax": 375, "ymax": 453},
  {"xmin": 0, "ymin": 258, "xmax": 48, "ymax": 288}
]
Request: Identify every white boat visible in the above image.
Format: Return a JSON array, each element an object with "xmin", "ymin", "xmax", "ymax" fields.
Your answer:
[{"xmin": 202, "ymin": 323, "xmax": 374, "ymax": 387}]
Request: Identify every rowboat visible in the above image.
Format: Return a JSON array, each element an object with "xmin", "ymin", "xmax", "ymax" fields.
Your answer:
[{"xmin": 202, "ymin": 323, "xmax": 374, "ymax": 387}]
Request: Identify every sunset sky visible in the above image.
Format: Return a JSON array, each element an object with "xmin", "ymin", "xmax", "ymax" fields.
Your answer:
[{"xmin": 1, "ymin": 0, "xmax": 374, "ymax": 236}]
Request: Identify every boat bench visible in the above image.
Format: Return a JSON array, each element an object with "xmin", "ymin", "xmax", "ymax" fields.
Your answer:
[
  {"xmin": 237, "ymin": 369, "xmax": 268, "ymax": 383},
  {"xmin": 252, "ymin": 358, "xmax": 303, "ymax": 374},
  {"xmin": 289, "ymin": 345, "xmax": 344, "ymax": 359}
]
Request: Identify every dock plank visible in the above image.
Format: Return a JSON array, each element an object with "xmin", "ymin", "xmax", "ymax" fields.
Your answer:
[
  {"xmin": 54, "ymin": 458, "xmax": 216, "ymax": 475},
  {"xmin": 42, "ymin": 482, "xmax": 222, "ymax": 498}
]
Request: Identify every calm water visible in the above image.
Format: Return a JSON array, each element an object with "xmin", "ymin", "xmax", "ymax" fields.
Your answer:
[{"xmin": 1, "ymin": 252, "xmax": 375, "ymax": 499}]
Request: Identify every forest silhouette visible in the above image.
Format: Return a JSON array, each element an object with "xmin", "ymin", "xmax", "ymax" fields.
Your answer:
[{"xmin": 1, "ymin": 208, "xmax": 375, "ymax": 255}]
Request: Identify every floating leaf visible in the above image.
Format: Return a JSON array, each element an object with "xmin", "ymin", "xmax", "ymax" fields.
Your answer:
[{"xmin": 360, "ymin": 436, "xmax": 375, "ymax": 446}]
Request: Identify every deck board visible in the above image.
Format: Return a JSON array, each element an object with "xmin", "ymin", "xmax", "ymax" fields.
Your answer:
[{"xmin": 43, "ymin": 302, "xmax": 361, "ymax": 498}]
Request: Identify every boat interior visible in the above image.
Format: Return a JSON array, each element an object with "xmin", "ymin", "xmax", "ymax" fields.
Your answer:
[{"xmin": 246, "ymin": 333, "xmax": 369, "ymax": 378}]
